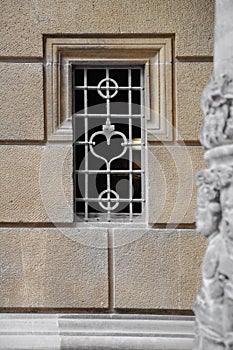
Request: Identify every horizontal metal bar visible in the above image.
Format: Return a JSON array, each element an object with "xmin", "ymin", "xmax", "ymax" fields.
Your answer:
[
  {"xmin": 76, "ymin": 214, "xmax": 144, "ymax": 220},
  {"xmin": 122, "ymin": 142, "xmax": 145, "ymax": 146},
  {"xmin": 73, "ymin": 113, "xmax": 144, "ymax": 118},
  {"xmin": 75, "ymin": 170, "xmax": 143, "ymax": 174},
  {"xmin": 75, "ymin": 198, "xmax": 145, "ymax": 202},
  {"xmin": 74, "ymin": 141, "xmax": 95, "ymax": 145},
  {"xmin": 74, "ymin": 86, "xmax": 143, "ymax": 90},
  {"xmin": 74, "ymin": 142, "xmax": 145, "ymax": 147},
  {"xmin": 73, "ymin": 66, "xmax": 143, "ymax": 69}
]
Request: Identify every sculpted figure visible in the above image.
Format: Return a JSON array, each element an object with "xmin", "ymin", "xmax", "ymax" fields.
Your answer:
[
  {"xmin": 200, "ymin": 75, "xmax": 233, "ymax": 149},
  {"xmin": 196, "ymin": 169, "xmax": 221, "ymax": 238},
  {"xmin": 196, "ymin": 200, "xmax": 221, "ymax": 238},
  {"xmin": 222, "ymin": 208, "xmax": 233, "ymax": 242},
  {"xmin": 218, "ymin": 212, "xmax": 233, "ymax": 348},
  {"xmin": 194, "ymin": 75, "xmax": 233, "ymax": 349},
  {"xmin": 201, "ymin": 104, "xmax": 228, "ymax": 148},
  {"xmin": 195, "ymin": 168, "xmax": 233, "ymax": 349},
  {"xmin": 194, "ymin": 233, "xmax": 226, "ymax": 344},
  {"xmin": 217, "ymin": 166, "xmax": 233, "ymax": 188}
]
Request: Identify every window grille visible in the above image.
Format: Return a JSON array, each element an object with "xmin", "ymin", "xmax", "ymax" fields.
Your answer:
[{"xmin": 73, "ymin": 66, "xmax": 146, "ymax": 222}]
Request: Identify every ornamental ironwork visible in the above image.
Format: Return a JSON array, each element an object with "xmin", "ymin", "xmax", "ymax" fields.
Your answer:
[{"xmin": 73, "ymin": 66, "xmax": 145, "ymax": 222}]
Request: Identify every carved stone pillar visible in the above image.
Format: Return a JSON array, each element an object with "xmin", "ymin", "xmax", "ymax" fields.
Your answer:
[{"xmin": 194, "ymin": 1, "xmax": 233, "ymax": 349}]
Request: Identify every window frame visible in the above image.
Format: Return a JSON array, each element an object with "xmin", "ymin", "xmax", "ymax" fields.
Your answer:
[
  {"xmin": 45, "ymin": 35, "xmax": 173, "ymax": 142},
  {"xmin": 45, "ymin": 35, "xmax": 173, "ymax": 227}
]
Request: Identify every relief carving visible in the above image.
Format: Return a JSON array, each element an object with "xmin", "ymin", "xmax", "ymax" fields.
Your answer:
[
  {"xmin": 200, "ymin": 75, "xmax": 233, "ymax": 149},
  {"xmin": 194, "ymin": 75, "xmax": 233, "ymax": 349}
]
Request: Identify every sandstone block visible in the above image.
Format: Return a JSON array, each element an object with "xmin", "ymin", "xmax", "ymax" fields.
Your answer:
[
  {"xmin": 176, "ymin": 62, "xmax": 213, "ymax": 141},
  {"xmin": 0, "ymin": 0, "xmax": 213, "ymax": 57},
  {"xmin": 0, "ymin": 63, "xmax": 44, "ymax": 140},
  {"xmin": 113, "ymin": 229, "xmax": 206, "ymax": 310},
  {"xmin": 0, "ymin": 228, "xmax": 108, "ymax": 308},
  {"xmin": 148, "ymin": 146, "xmax": 206, "ymax": 224},
  {"xmin": 0, "ymin": 145, "xmax": 73, "ymax": 223}
]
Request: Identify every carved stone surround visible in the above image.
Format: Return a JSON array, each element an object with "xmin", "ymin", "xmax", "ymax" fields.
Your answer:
[
  {"xmin": 45, "ymin": 35, "xmax": 173, "ymax": 142},
  {"xmin": 0, "ymin": 313, "xmax": 194, "ymax": 350},
  {"xmin": 194, "ymin": 75, "xmax": 233, "ymax": 350}
]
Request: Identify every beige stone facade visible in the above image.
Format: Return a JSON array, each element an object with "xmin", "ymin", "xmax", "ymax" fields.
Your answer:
[{"xmin": 0, "ymin": 0, "xmax": 214, "ymax": 314}]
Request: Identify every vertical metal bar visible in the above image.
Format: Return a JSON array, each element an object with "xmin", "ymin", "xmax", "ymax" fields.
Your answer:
[
  {"xmin": 84, "ymin": 68, "xmax": 88, "ymax": 221},
  {"xmin": 106, "ymin": 68, "xmax": 111, "ymax": 221},
  {"xmin": 106, "ymin": 68, "xmax": 110, "ymax": 118},
  {"xmin": 128, "ymin": 68, "xmax": 133, "ymax": 221},
  {"xmin": 140, "ymin": 67, "xmax": 145, "ymax": 219}
]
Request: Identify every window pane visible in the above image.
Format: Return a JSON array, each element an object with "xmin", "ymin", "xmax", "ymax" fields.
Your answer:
[
  {"xmin": 132, "ymin": 91, "xmax": 141, "ymax": 114},
  {"xmin": 132, "ymin": 202, "xmax": 142, "ymax": 214},
  {"xmin": 74, "ymin": 90, "xmax": 84, "ymax": 113},
  {"xmin": 74, "ymin": 145, "xmax": 85, "ymax": 170},
  {"xmin": 75, "ymin": 201, "xmax": 85, "ymax": 215},
  {"xmin": 111, "ymin": 174, "xmax": 129, "ymax": 199},
  {"xmin": 88, "ymin": 174, "xmax": 107, "ymax": 198},
  {"xmin": 74, "ymin": 69, "xmax": 84, "ymax": 86},
  {"xmin": 75, "ymin": 174, "xmax": 85, "ymax": 198},
  {"xmin": 132, "ymin": 174, "xmax": 141, "ymax": 199},
  {"xmin": 131, "ymin": 69, "xmax": 141, "ymax": 86},
  {"xmin": 87, "ymin": 69, "xmax": 106, "ymax": 86},
  {"xmin": 73, "ymin": 116, "xmax": 85, "ymax": 142},
  {"xmin": 109, "ymin": 69, "xmax": 128, "ymax": 86},
  {"xmin": 110, "ymin": 91, "xmax": 129, "ymax": 114},
  {"xmin": 87, "ymin": 90, "xmax": 107, "ymax": 114}
]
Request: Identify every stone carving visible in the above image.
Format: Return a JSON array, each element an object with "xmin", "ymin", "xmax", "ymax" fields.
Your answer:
[
  {"xmin": 200, "ymin": 75, "xmax": 233, "ymax": 149},
  {"xmin": 195, "ymin": 168, "xmax": 221, "ymax": 238},
  {"xmin": 194, "ymin": 165, "xmax": 233, "ymax": 349},
  {"xmin": 194, "ymin": 74, "xmax": 233, "ymax": 350}
]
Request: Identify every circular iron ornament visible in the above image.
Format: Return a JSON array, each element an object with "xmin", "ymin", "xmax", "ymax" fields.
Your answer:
[
  {"xmin": 98, "ymin": 189, "xmax": 120, "ymax": 211},
  {"xmin": 97, "ymin": 78, "xmax": 119, "ymax": 99}
]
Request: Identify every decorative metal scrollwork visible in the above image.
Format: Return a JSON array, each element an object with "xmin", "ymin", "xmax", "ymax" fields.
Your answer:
[
  {"xmin": 73, "ymin": 66, "xmax": 144, "ymax": 221},
  {"xmin": 97, "ymin": 78, "xmax": 119, "ymax": 99},
  {"xmin": 89, "ymin": 118, "xmax": 128, "ymax": 212}
]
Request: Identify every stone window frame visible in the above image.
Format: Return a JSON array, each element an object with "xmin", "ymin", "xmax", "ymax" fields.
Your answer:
[{"xmin": 45, "ymin": 35, "xmax": 173, "ymax": 142}]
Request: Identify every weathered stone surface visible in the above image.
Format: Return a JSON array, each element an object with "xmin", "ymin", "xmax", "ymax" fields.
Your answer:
[
  {"xmin": 215, "ymin": 0, "xmax": 233, "ymax": 77},
  {"xmin": 0, "ymin": 63, "xmax": 44, "ymax": 140},
  {"xmin": 0, "ymin": 145, "xmax": 73, "ymax": 223},
  {"xmin": 0, "ymin": 228, "xmax": 108, "ymax": 308},
  {"xmin": 194, "ymin": 156, "xmax": 233, "ymax": 347},
  {"xmin": 200, "ymin": 74, "xmax": 233, "ymax": 149},
  {"xmin": 176, "ymin": 62, "xmax": 213, "ymax": 141},
  {"xmin": 113, "ymin": 229, "xmax": 206, "ymax": 309},
  {"xmin": 194, "ymin": 75, "xmax": 233, "ymax": 348},
  {"xmin": 0, "ymin": 0, "xmax": 214, "ymax": 57},
  {"xmin": 148, "ymin": 146, "xmax": 206, "ymax": 224},
  {"xmin": 0, "ymin": 313, "xmax": 195, "ymax": 350},
  {"xmin": 193, "ymin": 2, "xmax": 233, "ymax": 345}
]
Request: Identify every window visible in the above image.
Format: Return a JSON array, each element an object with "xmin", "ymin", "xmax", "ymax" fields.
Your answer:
[
  {"xmin": 45, "ymin": 35, "xmax": 173, "ymax": 224},
  {"xmin": 73, "ymin": 66, "xmax": 145, "ymax": 222}
]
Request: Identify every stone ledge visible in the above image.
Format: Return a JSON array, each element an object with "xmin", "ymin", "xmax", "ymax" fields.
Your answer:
[{"xmin": 0, "ymin": 313, "xmax": 194, "ymax": 350}]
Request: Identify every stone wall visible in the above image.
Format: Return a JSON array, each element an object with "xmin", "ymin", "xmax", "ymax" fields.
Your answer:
[{"xmin": 0, "ymin": 0, "xmax": 214, "ymax": 312}]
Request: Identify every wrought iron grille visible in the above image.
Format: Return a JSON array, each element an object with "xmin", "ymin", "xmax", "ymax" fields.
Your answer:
[{"xmin": 73, "ymin": 66, "xmax": 145, "ymax": 222}]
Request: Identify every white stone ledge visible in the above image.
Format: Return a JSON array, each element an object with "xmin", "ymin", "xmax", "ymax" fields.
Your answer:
[{"xmin": 0, "ymin": 314, "xmax": 195, "ymax": 350}]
